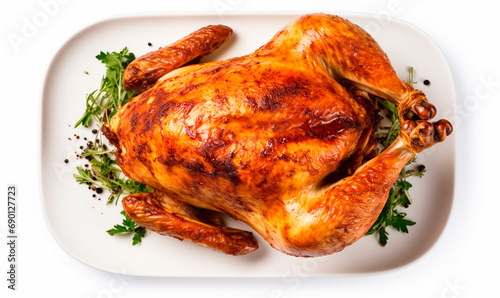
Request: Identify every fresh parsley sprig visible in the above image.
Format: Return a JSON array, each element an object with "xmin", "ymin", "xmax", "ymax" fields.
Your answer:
[
  {"xmin": 75, "ymin": 48, "xmax": 137, "ymax": 128},
  {"xmin": 107, "ymin": 211, "xmax": 147, "ymax": 245}
]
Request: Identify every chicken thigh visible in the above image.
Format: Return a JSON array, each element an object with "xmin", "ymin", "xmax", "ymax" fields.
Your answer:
[{"xmin": 102, "ymin": 13, "xmax": 452, "ymax": 257}]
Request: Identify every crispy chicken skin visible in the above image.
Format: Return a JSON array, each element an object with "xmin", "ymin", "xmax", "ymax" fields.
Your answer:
[
  {"xmin": 102, "ymin": 14, "xmax": 452, "ymax": 257},
  {"xmin": 123, "ymin": 24, "xmax": 233, "ymax": 92}
]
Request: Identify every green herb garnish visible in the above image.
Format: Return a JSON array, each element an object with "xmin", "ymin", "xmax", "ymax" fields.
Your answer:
[
  {"xmin": 365, "ymin": 157, "xmax": 425, "ymax": 245},
  {"xmin": 75, "ymin": 47, "xmax": 137, "ymax": 128},
  {"xmin": 73, "ymin": 147, "xmax": 148, "ymax": 206},
  {"xmin": 107, "ymin": 211, "xmax": 147, "ymax": 245},
  {"xmin": 376, "ymin": 99, "xmax": 400, "ymax": 148},
  {"xmin": 366, "ymin": 67, "xmax": 425, "ymax": 246},
  {"xmin": 72, "ymin": 48, "xmax": 149, "ymax": 245}
]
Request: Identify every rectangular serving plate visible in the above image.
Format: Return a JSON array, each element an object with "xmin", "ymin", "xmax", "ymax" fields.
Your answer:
[{"xmin": 40, "ymin": 12, "xmax": 456, "ymax": 277}]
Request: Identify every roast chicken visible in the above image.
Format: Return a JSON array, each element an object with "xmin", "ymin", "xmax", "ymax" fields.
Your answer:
[{"xmin": 101, "ymin": 13, "xmax": 452, "ymax": 257}]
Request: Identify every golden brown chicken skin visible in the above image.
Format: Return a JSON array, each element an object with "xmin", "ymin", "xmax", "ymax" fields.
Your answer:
[{"xmin": 102, "ymin": 13, "xmax": 452, "ymax": 257}]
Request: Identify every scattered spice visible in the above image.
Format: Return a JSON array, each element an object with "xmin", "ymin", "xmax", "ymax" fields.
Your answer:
[{"xmin": 70, "ymin": 48, "xmax": 153, "ymax": 246}]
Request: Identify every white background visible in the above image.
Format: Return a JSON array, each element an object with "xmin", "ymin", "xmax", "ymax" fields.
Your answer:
[{"xmin": 0, "ymin": 0, "xmax": 498, "ymax": 297}]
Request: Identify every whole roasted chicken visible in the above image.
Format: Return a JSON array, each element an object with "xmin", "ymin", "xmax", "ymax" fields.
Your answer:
[{"xmin": 102, "ymin": 13, "xmax": 452, "ymax": 257}]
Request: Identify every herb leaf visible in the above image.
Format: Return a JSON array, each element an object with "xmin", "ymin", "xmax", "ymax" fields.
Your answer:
[
  {"xmin": 366, "ymin": 67, "xmax": 426, "ymax": 245},
  {"xmin": 73, "ymin": 47, "xmax": 147, "ymax": 205},
  {"xmin": 107, "ymin": 211, "xmax": 146, "ymax": 245},
  {"xmin": 75, "ymin": 48, "xmax": 137, "ymax": 128},
  {"xmin": 73, "ymin": 141, "xmax": 149, "ymax": 206},
  {"xmin": 73, "ymin": 47, "xmax": 150, "ymax": 246}
]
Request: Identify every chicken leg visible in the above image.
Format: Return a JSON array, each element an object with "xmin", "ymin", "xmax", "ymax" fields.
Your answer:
[
  {"xmin": 122, "ymin": 191, "xmax": 258, "ymax": 255},
  {"xmin": 260, "ymin": 122, "xmax": 449, "ymax": 256}
]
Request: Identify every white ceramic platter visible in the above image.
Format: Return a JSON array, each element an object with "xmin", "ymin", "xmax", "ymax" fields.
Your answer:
[{"xmin": 40, "ymin": 13, "xmax": 456, "ymax": 277}]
